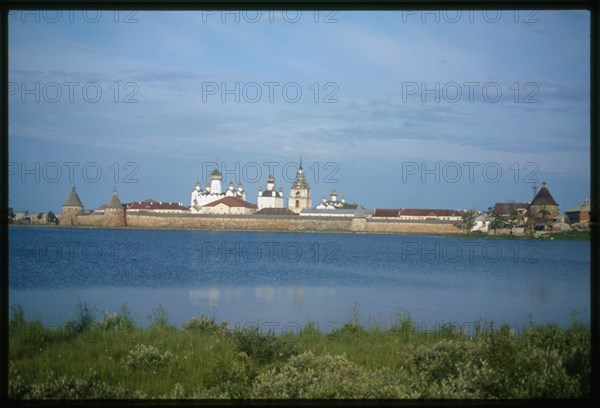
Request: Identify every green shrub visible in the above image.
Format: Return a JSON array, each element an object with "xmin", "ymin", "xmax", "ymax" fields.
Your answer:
[
  {"xmin": 97, "ymin": 304, "xmax": 136, "ymax": 331},
  {"xmin": 147, "ymin": 304, "xmax": 175, "ymax": 330},
  {"xmin": 9, "ymin": 365, "xmax": 144, "ymax": 399},
  {"xmin": 408, "ymin": 339, "xmax": 475, "ymax": 384},
  {"xmin": 9, "ymin": 305, "xmax": 27, "ymax": 333},
  {"xmin": 122, "ymin": 344, "xmax": 174, "ymax": 370},
  {"xmin": 214, "ymin": 361, "xmax": 256, "ymax": 399},
  {"xmin": 182, "ymin": 314, "xmax": 227, "ymax": 333},
  {"xmin": 8, "ymin": 363, "xmax": 31, "ymax": 399},
  {"xmin": 399, "ymin": 327, "xmax": 583, "ymax": 399},
  {"xmin": 65, "ymin": 301, "xmax": 96, "ymax": 335},
  {"xmin": 252, "ymin": 351, "xmax": 405, "ymax": 398},
  {"xmin": 232, "ymin": 326, "xmax": 299, "ymax": 364}
]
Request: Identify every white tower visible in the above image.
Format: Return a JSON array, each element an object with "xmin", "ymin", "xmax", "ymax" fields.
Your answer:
[
  {"xmin": 210, "ymin": 168, "xmax": 222, "ymax": 194},
  {"xmin": 330, "ymin": 188, "xmax": 338, "ymax": 202},
  {"xmin": 190, "ymin": 181, "xmax": 201, "ymax": 207},
  {"xmin": 287, "ymin": 157, "xmax": 312, "ymax": 213},
  {"xmin": 267, "ymin": 174, "xmax": 275, "ymax": 191}
]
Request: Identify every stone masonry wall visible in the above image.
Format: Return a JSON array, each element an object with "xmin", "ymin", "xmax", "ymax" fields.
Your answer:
[
  {"xmin": 104, "ymin": 208, "xmax": 126, "ymax": 227},
  {"xmin": 124, "ymin": 214, "xmax": 350, "ymax": 232},
  {"xmin": 363, "ymin": 220, "xmax": 461, "ymax": 234},
  {"xmin": 60, "ymin": 208, "xmax": 81, "ymax": 226},
  {"xmin": 75, "ymin": 213, "xmax": 104, "ymax": 226},
  {"xmin": 71, "ymin": 211, "xmax": 463, "ymax": 234}
]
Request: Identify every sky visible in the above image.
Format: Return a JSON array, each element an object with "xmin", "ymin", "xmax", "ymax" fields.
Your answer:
[{"xmin": 8, "ymin": 9, "xmax": 590, "ymax": 214}]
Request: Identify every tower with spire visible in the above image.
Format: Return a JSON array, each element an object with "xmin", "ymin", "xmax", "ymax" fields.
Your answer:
[
  {"xmin": 287, "ymin": 157, "xmax": 312, "ymax": 213},
  {"xmin": 103, "ymin": 188, "xmax": 126, "ymax": 227},
  {"xmin": 60, "ymin": 185, "xmax": 84, "ymax": 225},
  {"xmin": 528, "ymin": 180, "xmax": 559, "ymax": 223}
]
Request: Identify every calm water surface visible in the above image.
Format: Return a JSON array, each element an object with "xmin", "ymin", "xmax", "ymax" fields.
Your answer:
[{"xmin": 8, "ymin": 227, "xmax": 590, "ymax": 332}]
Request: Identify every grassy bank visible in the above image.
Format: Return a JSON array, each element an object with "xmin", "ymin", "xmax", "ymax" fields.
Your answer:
[{"xmin": 8, "ymin": 303, "xmax": 590, "ymax": 399}]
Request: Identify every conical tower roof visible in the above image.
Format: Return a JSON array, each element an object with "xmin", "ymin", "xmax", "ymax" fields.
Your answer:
[
  {"xmin": 106, "ymin": 188, "xmax": 123, "ymax": 209},
  {"xmin": 530, "ymin": 181, "xmax": 558, "ymax": 206},
  {"xmin": 291, "ymin": 157, "xmax": 309, "ymax": 189},
  {"xmin": 64, "ymin": 185, "xmax": 83, "ymax": 208}
]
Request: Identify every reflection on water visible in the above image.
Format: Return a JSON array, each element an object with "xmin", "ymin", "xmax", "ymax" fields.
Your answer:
[
  {"xmin": 190, "ymin": 288, "xmax": 223, "ymax": 308},
  {"xmin": 291, "ymin": 287, "xmax": 305, "ymax": 313},
  {"xmin": 255, "ymin": 287, "xmax": 276, "ymax": 303},
  {"xmin": 9, "ymin": 281, "xmax": 590, "ymax": 332},
  {"xmin": 8, "ymin": 227, "xmax": 590, "ymax": 330}
]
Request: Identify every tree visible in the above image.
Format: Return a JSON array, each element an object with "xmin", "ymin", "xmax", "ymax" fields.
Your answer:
[
  {"xmin": 486, "ymin": 207, "xmax": 504, "ymax": 234},
  {"xmin": 37, "ymin": 212, "xmax": 44, "ymax": 220},
  {"xmin": 506, "ymin": 200, "xmax": 520, "ymax": 227},
  {"xmin": 525, "ymin": 208, "xmax": 536, "ymax": 231},
  {"xmin": 47, "ymin": 211, "xmax": 58, "ymax": 224},
  {"xmin": 455, "ymin": 209, "xmax": 477, "ymax": 232},
  {"xmin": 7, "ymin": 207, "xmax": 15, "ymax": 218}
]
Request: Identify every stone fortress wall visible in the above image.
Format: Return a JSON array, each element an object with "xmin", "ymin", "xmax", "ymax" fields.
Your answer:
[{"xmin": 71, "ymin": 211, "xmax": 461, "ymax": 234}]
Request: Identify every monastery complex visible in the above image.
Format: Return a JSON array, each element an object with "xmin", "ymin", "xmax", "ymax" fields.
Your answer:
[{"xmin": 54, "ymin": 158, "xmax": 584, "ymax": 235}]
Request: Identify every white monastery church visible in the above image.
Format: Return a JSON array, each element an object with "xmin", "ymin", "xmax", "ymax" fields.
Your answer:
[
  {"xmin": 257, "ymin": 174, "xmax": 285, "ymax": 209},
  {"xmin": 188, "ymin": 159, "xmax": 317, "ymax": 214},
  {"xmin": 190, "ymin": 168, "xmax": 247, "ymax": 213}
]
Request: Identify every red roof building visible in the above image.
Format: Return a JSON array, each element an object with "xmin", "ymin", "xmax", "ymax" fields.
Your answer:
[
  {"xmin": 199, "ymin": 196, "xmax": 258, "ymax": 215},
  {"xmin": 126, "ymin": 199, "xmax": 189, "ymax": 213},
  {"xmin": 372, "ymin": 208, "xmax": 464, "ymax": 220}
]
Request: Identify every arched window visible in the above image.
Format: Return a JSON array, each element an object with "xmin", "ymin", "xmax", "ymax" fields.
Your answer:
[
  {"xmin": 295, "ymin": 200, "xmax": 300, "ymax": 207},
  {"xmin": 295, "ymin": 191, "xmax": 300, "ymax": 197}
]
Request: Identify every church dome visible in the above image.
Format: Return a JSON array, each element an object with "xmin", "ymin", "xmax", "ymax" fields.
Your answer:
[{"xmin": 210, "ymin": 168, "xmax": 223, "ymax": 180}]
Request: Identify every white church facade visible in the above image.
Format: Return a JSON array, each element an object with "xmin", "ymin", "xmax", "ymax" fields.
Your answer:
[
  {"xmin": 189, "ymin": 158, "xmax": 365, "ymax": 216},
  {"xmin": 190, "ymin": 168, "xmax": 247, "ymax": 213},
  {"xmin": 257, "ymin": 174, "xmax": 284, "ymax": 210}
]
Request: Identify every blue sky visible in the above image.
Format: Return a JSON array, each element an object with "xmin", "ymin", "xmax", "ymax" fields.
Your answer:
[{"xmin": 8, "ymin": 10, "xmax": 590, "ymax": 213}]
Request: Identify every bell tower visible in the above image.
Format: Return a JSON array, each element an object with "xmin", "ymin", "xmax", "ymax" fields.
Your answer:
[{"xmin": 287, "ymin": 157, "xmax": 312, "ymax": 213}]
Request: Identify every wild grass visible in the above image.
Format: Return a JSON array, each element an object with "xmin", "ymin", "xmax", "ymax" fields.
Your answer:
[{"xmin": 8, "ymin": 303, "xmax": 591, "ymax": 399}]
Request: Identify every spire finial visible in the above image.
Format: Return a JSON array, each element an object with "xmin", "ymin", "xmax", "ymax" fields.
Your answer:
[{"xmin": 299, "ymin": 155, "xmax": 303, "ymax": 171}]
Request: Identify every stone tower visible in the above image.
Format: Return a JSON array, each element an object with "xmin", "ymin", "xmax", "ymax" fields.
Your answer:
[
  {"xmin": 103, "ymin": 188, "xmax": 126, "ymax": 227},
  {"xmin": 60, "ymin": 185, "xmax": 84, "ymax": 225},
  {"xmin": 528, "ymin": 181, "xmax": 559, "ymax": 222},
  {"xmin": 288, "ymin": 157, "xmax": 312, "ymax": 213}
]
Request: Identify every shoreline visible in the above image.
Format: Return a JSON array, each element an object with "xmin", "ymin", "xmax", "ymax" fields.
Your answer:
[{"xmin": 8, "ymin": 223, "xmax": 591, "ymax": 240}]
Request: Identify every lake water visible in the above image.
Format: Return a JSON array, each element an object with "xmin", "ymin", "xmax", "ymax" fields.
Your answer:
[{"xmin": 8, "ymin": 226, "xmax": 590, "ymax": 333}]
